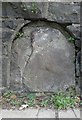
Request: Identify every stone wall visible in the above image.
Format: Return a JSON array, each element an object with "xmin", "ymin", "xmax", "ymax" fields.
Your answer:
[{"xmin": 0, "ymin": 1, "xmax": 81, "ymax": 92}]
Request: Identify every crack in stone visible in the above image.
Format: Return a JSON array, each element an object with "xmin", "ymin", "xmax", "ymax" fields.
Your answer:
[
  {"xmin": 21, "ymin": 31, "xmax": 34, "ymax": 90},
  {"xmin": 55, "ymin": 109, "xmax": 59, "ymax": 119},
  {"xmin": 36, "ymin": 108, "xmax": 41, "ymax": 118},
  {"xmin": 72, "ymin": 109, "xmax": 78, "ymax": 118}
]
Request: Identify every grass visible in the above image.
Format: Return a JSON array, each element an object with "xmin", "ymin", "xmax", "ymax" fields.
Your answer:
[
  {"xmin": 51, "ymin": 92, "xmax": 79, "ymax": 109},
  {"xmin": 27, "ymin": 93, "xmax": 36, "ymax": 107},
  {"xmin": 40, "ymin": 98, "xmax": 50, "ymax": 107},
  {"xmin": 1, "ymin": 89, "xmax": 80, "ymax": 110}
]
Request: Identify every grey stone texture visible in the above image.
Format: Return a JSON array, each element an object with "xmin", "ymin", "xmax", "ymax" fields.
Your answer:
[
  {"xmin": 2, "ymin": 2, "xmax": 80, "ymax": 23},
  {"xmin": 48, "ymin": 2, "xmax": 80, "ymax": 23},
  {"xmin": 1, "ymin": 108, "xmax": 80, "ymax": 118},
  {"xmin": 0, "ymin": 2, "xmax": 81, "ymax": 92},
  {"xmin": 10, "ymin": 21, "xmax": 75, "ymax": 92},
  {"xmin": 67, "ymin": 24, "xmax": 80, "ymax": 38}
]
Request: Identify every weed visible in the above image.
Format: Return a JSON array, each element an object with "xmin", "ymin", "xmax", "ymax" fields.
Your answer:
[
  {"xmin": 15, "ymin": 32, "xmax": 23, "ymax": 39},
  {"xmin": 50, "ymin": 92, "xmax": 79, "ymax": 110},
  {"xmin": 2, "ymin": 89, "xmax": 80, "ymax": 110},
  {"xmin": 27, "ymin": 93, "xmax": 36, "ymax": 107},
  {"xmin": 31, "ymin": 3, "xmax": 38, "ymax": 14},
  {"xmin": 3, "ymin": 90, "xmax": 14, "ymax": 98},
  {"xmin": 68, "ymin": 37, "xmax": 75, "ymax": 43},
  {"xmin": 21, "ymin": 3, "xmax": 38, "ymax": 14},
  {"xmin": 40, "ymin": 99, "xmax": 50, "ymax": 107}
]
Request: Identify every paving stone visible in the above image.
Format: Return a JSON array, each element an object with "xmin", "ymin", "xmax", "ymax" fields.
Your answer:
[
  {"xmin": 1, "ymin": 108, "xmax": 80, "ymax": 119},
  {"xmin": 80, "ymin": 108, "xmax": 82, "ymax": 120},
  {"xmin": 2, "ymin": 109, "xmax": 39, "ymax": 118},
  {"xmin": 73, "ymin": 109, "xmax": 80, "ymax": 118},
  {"xmin": 38, "ymin": 108, "xmax": 55, "ymax": 118},
  {"xmin": 59, "ymin": 109, "xmax": 76, "ymax": 118}
]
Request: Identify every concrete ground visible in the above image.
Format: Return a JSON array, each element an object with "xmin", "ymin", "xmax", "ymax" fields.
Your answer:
[{"xmin": 0, "ymin": 108, "xmax": 80, "ymax": 119}]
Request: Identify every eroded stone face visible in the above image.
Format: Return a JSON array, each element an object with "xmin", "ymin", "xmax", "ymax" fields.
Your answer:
[
  {"xmin": 2, "ymin": 2, "xmax": 80, "ymax": 23},
  {"xmin": 10, "ymin": 24, "xmax": 75, "ymax": 92}
]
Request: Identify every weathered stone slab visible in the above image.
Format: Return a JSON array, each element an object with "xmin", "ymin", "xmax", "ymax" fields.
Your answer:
[
  {"xmin": 67, "ymin": 24, "xmax": 80, "ymax": 38},
  {"xmin": 38, "ymin": 109, "xmax": 55, "ymax": 118},
  {"xmin": 2, "ymin": 29, "xmax": 14, "ymax": 42},
  {"xmin": 2, "ymin": 2, "xmax": 22, "ymax": 18},
  {"xmin": 10, "ymin": 22, "xmax": 75, "ymax": 92},
  {"xmin": 2, "ymin": 19, "xmax": 25, "ymax": 30},
  {"xmin": 20, "ymin": 2, "xmax": 48, "ymax": 19},
  {"xmin": 59, "ymin": 109, "xmax": 76, "ymax": 118},
  {"xmin": 2, "ymin": 2, "xmax": 80, "ymax": 23},
  {"xmin": 48, "ymin": 2, "xmax": 80, "ymax": 23}
]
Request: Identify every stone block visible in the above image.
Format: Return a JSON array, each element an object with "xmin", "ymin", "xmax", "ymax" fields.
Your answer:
[{"xmin": 10, "ymin": 21, "xmax": 75, "ymax": 92}]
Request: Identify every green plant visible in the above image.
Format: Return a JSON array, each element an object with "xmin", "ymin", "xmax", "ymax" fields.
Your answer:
[
  {"xmin": 31, "ymin": 3, "xmax": 38, "ymax": 14},
  {"xmin": 27, "ymin": 93, "xmax": 36, "ymax": 107},
  {"xmin": 40, "ymin": 99, "xmax": 49, "ymax": 107},
  {"xmin": 10, "ymin": 99, "xmax": 22, "ymax": 106},
  {"xmin": 15, "ymin": 31, "xmax": 23, "ymax": 39},
  {"xmin": 3, "ymin": 91, "xmax": 13, "ymax": 98},
  {"xmin": 50, "ymin": 92, "xmax": 78, "ymax": 110},
  {"xmin": 21, "ymin": 3, "xmax": 38, "ymax": 13},
  {"xmin": 68, "ymin": 37, "xmax": 75, "ymax": 43},
  {"xmin": 2, "ymin": 89, "xmax": 80, "ymax": 110}
]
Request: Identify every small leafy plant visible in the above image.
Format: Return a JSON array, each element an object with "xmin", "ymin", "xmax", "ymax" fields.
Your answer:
[
  {"xmin": 31, "ymin": 3, "xmax": 38, "ymax": 14},
  {"xmin": 3, "ymin": 90, "xmax": 14, "ymax": 98},
  {"xmin": 15, "ymin": 31, "xmax": 23, "ymax": 39},
  {"xmin": 50, "ymin": 92, "xmax": 78, "ymax": 110},
  {"xmin": 1, "ymin": 88, "xmax": 80, "ymax": 110},
  {"xmin": 27, "ymin": 93, "xmax": 36, "ymax": 107},
  {"xmin": 21, "ymin": 3, "xmax": 38, "ymax": 14},
  {"xmin": 40, "ymin": 99, "xmax": 50, "ymax": 107},
  {"xmin": 68, "ymin": 37, "xmax": 75, "ymax": 43}
]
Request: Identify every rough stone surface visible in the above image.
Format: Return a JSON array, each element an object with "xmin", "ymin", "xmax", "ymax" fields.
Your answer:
[
  {"xmin": 20, "ymin": 2, "xmax": 48, "ymax": 20},
  {"xmin": 2, "ymin": 2, "xmax": 80, "ymax": 23},
  {"xmin": 59, "ymin": 109, "xmax": 76, "ymax": 118},
  {"xmin": 1, "ymin": 2, "xmax": 81, "ymax": 92},
  {"xmin": 1, "ymin": 19, "xmax": 26, "ymax": 90},
  {"xmin": 2, "ymin": 2, "xmax": 22, "ymax": 18},
  {"xmin": 67, "ymin": 24, "xmax": 80, "ymax": 38},
  {"xmin": 2, "ymin": 19, "xmax": 25, "ymax": 30},
  {"xmin": 38, "ymin": 109, "xmax": 55, "ymax": 118},
  {"xmin": 1, "ymin": 108, "xmax": 80, "ymax": 118},
  {"xmin": 48, "ymin": 2, "xmax": 80, "ymax": 23},
  {"xmin": 10, "ymin": 22, "xmax": 75, "ymax": 92},
  {"xmin": 2, "ymin": 29, "xmax": 14, "ymax": 42},
  {"xmin": 2, "ymin": 109, "xmax": 39, "ymax": 118}
]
